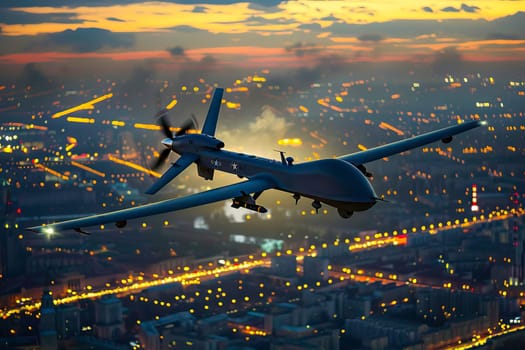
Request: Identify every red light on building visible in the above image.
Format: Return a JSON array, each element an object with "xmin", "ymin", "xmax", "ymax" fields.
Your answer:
[{"xmin": 471, "ymin": 184, "xmax": 479, "ymax": 212}]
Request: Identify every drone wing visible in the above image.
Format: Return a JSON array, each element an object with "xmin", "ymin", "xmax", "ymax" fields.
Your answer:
[
  {"xmin": 27, "ymin": 176, "xmax": 274, "ymax": 233},
  {"xmin": 145, "ymin": 153, "xmax": 198, "ymax": 195},
  {"xmin": 339, "ymin": 120, "xmax": 484, "ymax": 166}
]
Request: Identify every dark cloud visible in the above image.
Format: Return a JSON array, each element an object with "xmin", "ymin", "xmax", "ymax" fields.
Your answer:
[
  {"xmin": 495, "ymin": 11, "xmax": 525, "ymax": 34},
  {"xmin": 176, "ymin": 54, "xmax": 224, "ymax": 83},
  {"xmin": 327, "ymin": 13, "xmax": 525, "ymax": 41},
  {"xmin": 247, "ymin": 1, "xmax": 284, "ymax": 13},
  {"xmin": 216, "ymin": 15, "xmax": 295, "ymax": 26},
  {"xmin": 461, "ymin": 3, "xmax": 480, "ymax": 13},
  {"xmin": 320, "ymin": 14, "xmax": 340, "ymax": 21},
  {"xmin": 285, "ymin": 42, "xmax": 321, "ymax": 57},
  {"xmin": 441, "ymin": 6, "xmax": 461, "ymax": 13},
  {"xmin": 0, "ymin": 0, "xmax": 285, "ymax": 7},
  {"xmin": 18, "ymin": 63, "xmax": 52, "ymax": 89},
  {"xmin": 273, "ymin": 54, "xmax": 349, "ymax": 87},
  {"xmin": 47, "ymin": 28, "xmax": 134, "ymax": 53},
  {"xmin": 245, "ymin": 15, "xmax": 295, "ymax": 26},
  {"xmin": 298, "ymin": 23, "xmax": 322, "ymax": 31},
  {"xmin": 0, "ymin": 8, "xmax": 83, "ymax": 24},
  {"xmin": 169, "ymin": 25, "xmax": 205, "ymax": 32},
  {"xmin": 118, "ymin": 64, "xmax": 157, "ymax": 102},
  {"xmin": 167, "ymin": 46, "xmax": 185, "ymax": 56},
  {"xmin": 357, "ymin": 33, "xmax": 384, "ymax": 42},
  {"xmin": 486, "ymin": 32, "xmax": 521, "ymax": 40},
  {"xmin": 422, "ymin": 6, "xmax": 433, "ymax": 13},
  {"xmin": 200, "ymin": 54, "xmax": 217, "ymax": 66},
  {"xmin": 192, "ymin": 6, "xmax": 207, "ymax": 13},
  {"xmin": 432, "ymin": 47, "xmax": 463, "ymax": 75},
  {"xmin": 106, "ymin": 17, "xmax": 126, "ymax": 22}
]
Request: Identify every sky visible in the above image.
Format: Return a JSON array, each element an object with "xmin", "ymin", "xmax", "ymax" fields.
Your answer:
[{"xmin": 0, "ymin": 0, "xmax": 524, "ymax": 76}]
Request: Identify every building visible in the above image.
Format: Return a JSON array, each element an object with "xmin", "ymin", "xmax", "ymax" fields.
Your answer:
[
  {"xmin": 303, "ymin": 256, "xmax": 329, "ymax": 282},
  {"xmin": 94, "ymin": 295, "xmax": 125, "ymax": 340},
  {"xmin": 271, "ymin": 255, "xmax": 297, "ymax": 277},
  {"xmin": 39, "ymin": 289, "xmax": 58, "ymax": 350}
]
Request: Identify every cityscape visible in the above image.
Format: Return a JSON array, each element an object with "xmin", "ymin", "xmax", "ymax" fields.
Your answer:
[{"xmin": 1, "ymin": 1, "xmax": 525, "ymax": 350}]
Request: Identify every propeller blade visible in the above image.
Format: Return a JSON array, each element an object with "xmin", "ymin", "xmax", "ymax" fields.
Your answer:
[
  {"xmin": 191, "ymin": 114, "xmax": 199, "ymax": 130},
  {"xmin": 159, "ymin": 116, "xmax": 173, "ymax": 139},
  {"xmin": 151, "ymin": 148, "xmax": 171, "ymax": 170},
  {"xmin": 175, "ymin": 118, "xmax": 197, "ymax": 137},
  {"xmin": 154, "ymin": 108, "xmax": 169, "ymax": 118}
]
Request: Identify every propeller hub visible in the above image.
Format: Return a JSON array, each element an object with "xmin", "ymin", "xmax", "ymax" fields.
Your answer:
[{"xmin": 162, "ymin": 138, "xmax": 173, "ymax": 149}]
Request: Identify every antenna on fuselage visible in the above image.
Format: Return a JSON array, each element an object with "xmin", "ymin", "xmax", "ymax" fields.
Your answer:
[{"xmin": 274, "ymin": 150, "xmax": 294, "ymax": 166}]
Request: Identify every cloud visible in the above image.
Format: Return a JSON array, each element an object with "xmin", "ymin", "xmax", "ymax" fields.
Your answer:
[
  {"xmin": 192, "ymin": 5, "xmax": 207, "ymax": 13},
  {"xmin": 18, "ymin": 63, "xmax": 52, "ymax": 88},
  {"xmin": 215, "ymin": 15, "xmax": 295, "ymax": 26},
  {"xmin": 247, "ymin": 1, "xmax": 284, "ymax": 13},
  {"xmin": 248, "ymin": 106, "xmax": 290, "ymax": 134},
  {"xmin": 320, "ymin": 14, "xmax": 340, "ymax": 21},
  {"xmin": 169, "ymin": 25, "xmax": 205, "ymax": 32},
  {"xmin": 118, "ymin": 63, "xmax": 157, "ymax": 102},
  {"xmin": 199, "ymin": 54, "xmax": 217, "ymax": 66},
  {"xmin": 357, "ymin": 33, "xmax": 384, "ymax": 42},
  {"xmin": 0, "ymin": 8, "xmax": 83, "ymax": 24},
  {"xmin": 298, "ymin": 23, "xmax": 322, "ymax": 31},
  {"xmin": 285, "ymin": 42, "xmax": 321, "ymax": 57},
  {"xmin": 486, "ymin": 32, "xmax": 521, "ymax": 40},
  {"xmin": 167, "ymin": 46, "xmax": 185, "ymax": 56},
  {"xmin": 106, "ymin": 17, "xmax": 126, "ymax": 22},
  {"xmin": 422, "ymin": 6, "xmax": 433, "ymax": 13},
  {"xmin": 327, "ymin": 14, "xmax": 525, "ymax": 41},
  {"xmin": 47, "ymin": 28, "xmax": 134, "ymax": 52},
  {"xmin": 244, "ymin": 16, "xmax": 295, "ymax": 26},
  {"xmin": 441, "ymin": 6, "xmax": 461, "ymax": 13},
  {"xmin": 440, "ymin": 4, "xmax": 480, "ymax": 13},
  {"xmin": 0, "ymin": 0, "xmax": 285, "ymax": 7},
  {"xmin": 432, "ymin": 46, "xmax": 463, "ymax": 75},
  {"xmin": 217, "ymin": 105, "xmax": 291, "ymax": 158},
  {"xmin": 176, "ymin": 54, "xmax": 223, "ymax": 82},
  {"xmin": 270, "ymin": 54, "xmax": 349, "ymax": 88},
  {"xmin": 461, "ymin": 3, "xmax": 480, "ymax": 13}
]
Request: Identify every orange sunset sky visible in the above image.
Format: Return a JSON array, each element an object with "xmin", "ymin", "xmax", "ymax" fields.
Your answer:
[{"xmin": 0, "ymin": 0, "xmax": 524, "ymax": 70}]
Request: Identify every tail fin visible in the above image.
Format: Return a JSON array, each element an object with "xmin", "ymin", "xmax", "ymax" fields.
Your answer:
[{"xmin": 201, "ymin": 88, "xmax": 224, "ymax": 136}]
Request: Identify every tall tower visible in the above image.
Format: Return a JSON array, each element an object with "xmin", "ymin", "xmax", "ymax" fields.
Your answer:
[
  {"xmin": 511, "ymin": 189, "xmax": 523, "ymax": 286},
  {"xmin": 39, "ymin": 289, "xmax": 58, "ymax": 350},
  {"xmin": 0, "ymin": 188, "xmax": 26, "ymax": 278}
]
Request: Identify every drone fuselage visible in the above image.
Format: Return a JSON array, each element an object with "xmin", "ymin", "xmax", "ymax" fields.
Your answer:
[{"xmin": 171, "ymin": 135, "xmax": 377, "ymax": 214}]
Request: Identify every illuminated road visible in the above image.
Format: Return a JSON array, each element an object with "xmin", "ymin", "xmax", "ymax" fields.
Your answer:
[
  {"xmin": 443, "ymin": 325, "xmax": 525, "ymax": 350},
  {"xmin": 0, "ymin": 258, "xmax": 269, "ymax": 320}
]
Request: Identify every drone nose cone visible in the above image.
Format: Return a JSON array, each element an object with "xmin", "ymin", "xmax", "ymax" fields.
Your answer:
[{"xmin": 162, "ymin": 138, "xmax": 173, "ymax": 149}]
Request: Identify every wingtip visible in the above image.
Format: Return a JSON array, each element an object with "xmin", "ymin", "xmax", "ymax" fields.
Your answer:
[{"xmin": 26, "ymin": 225, "xmax": 55, "ymax": 235}]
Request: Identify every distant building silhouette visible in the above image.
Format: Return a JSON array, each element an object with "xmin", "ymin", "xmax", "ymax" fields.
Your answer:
[
  {"xmin": 271, "ymin": 255, "xmax": 297, "ymax": 277},
  {"xmin": 39, "ymin": 289, "xmax": 58, "ymax": 350},
  {"xmin": 94, "ymin": 295, "xmax": 125, "ymax": 340}
]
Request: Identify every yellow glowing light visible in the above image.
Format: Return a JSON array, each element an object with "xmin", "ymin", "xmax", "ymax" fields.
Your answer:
[{"xmin": 53, "ymin": 93, "xmax": 112, "ymax": 119}]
